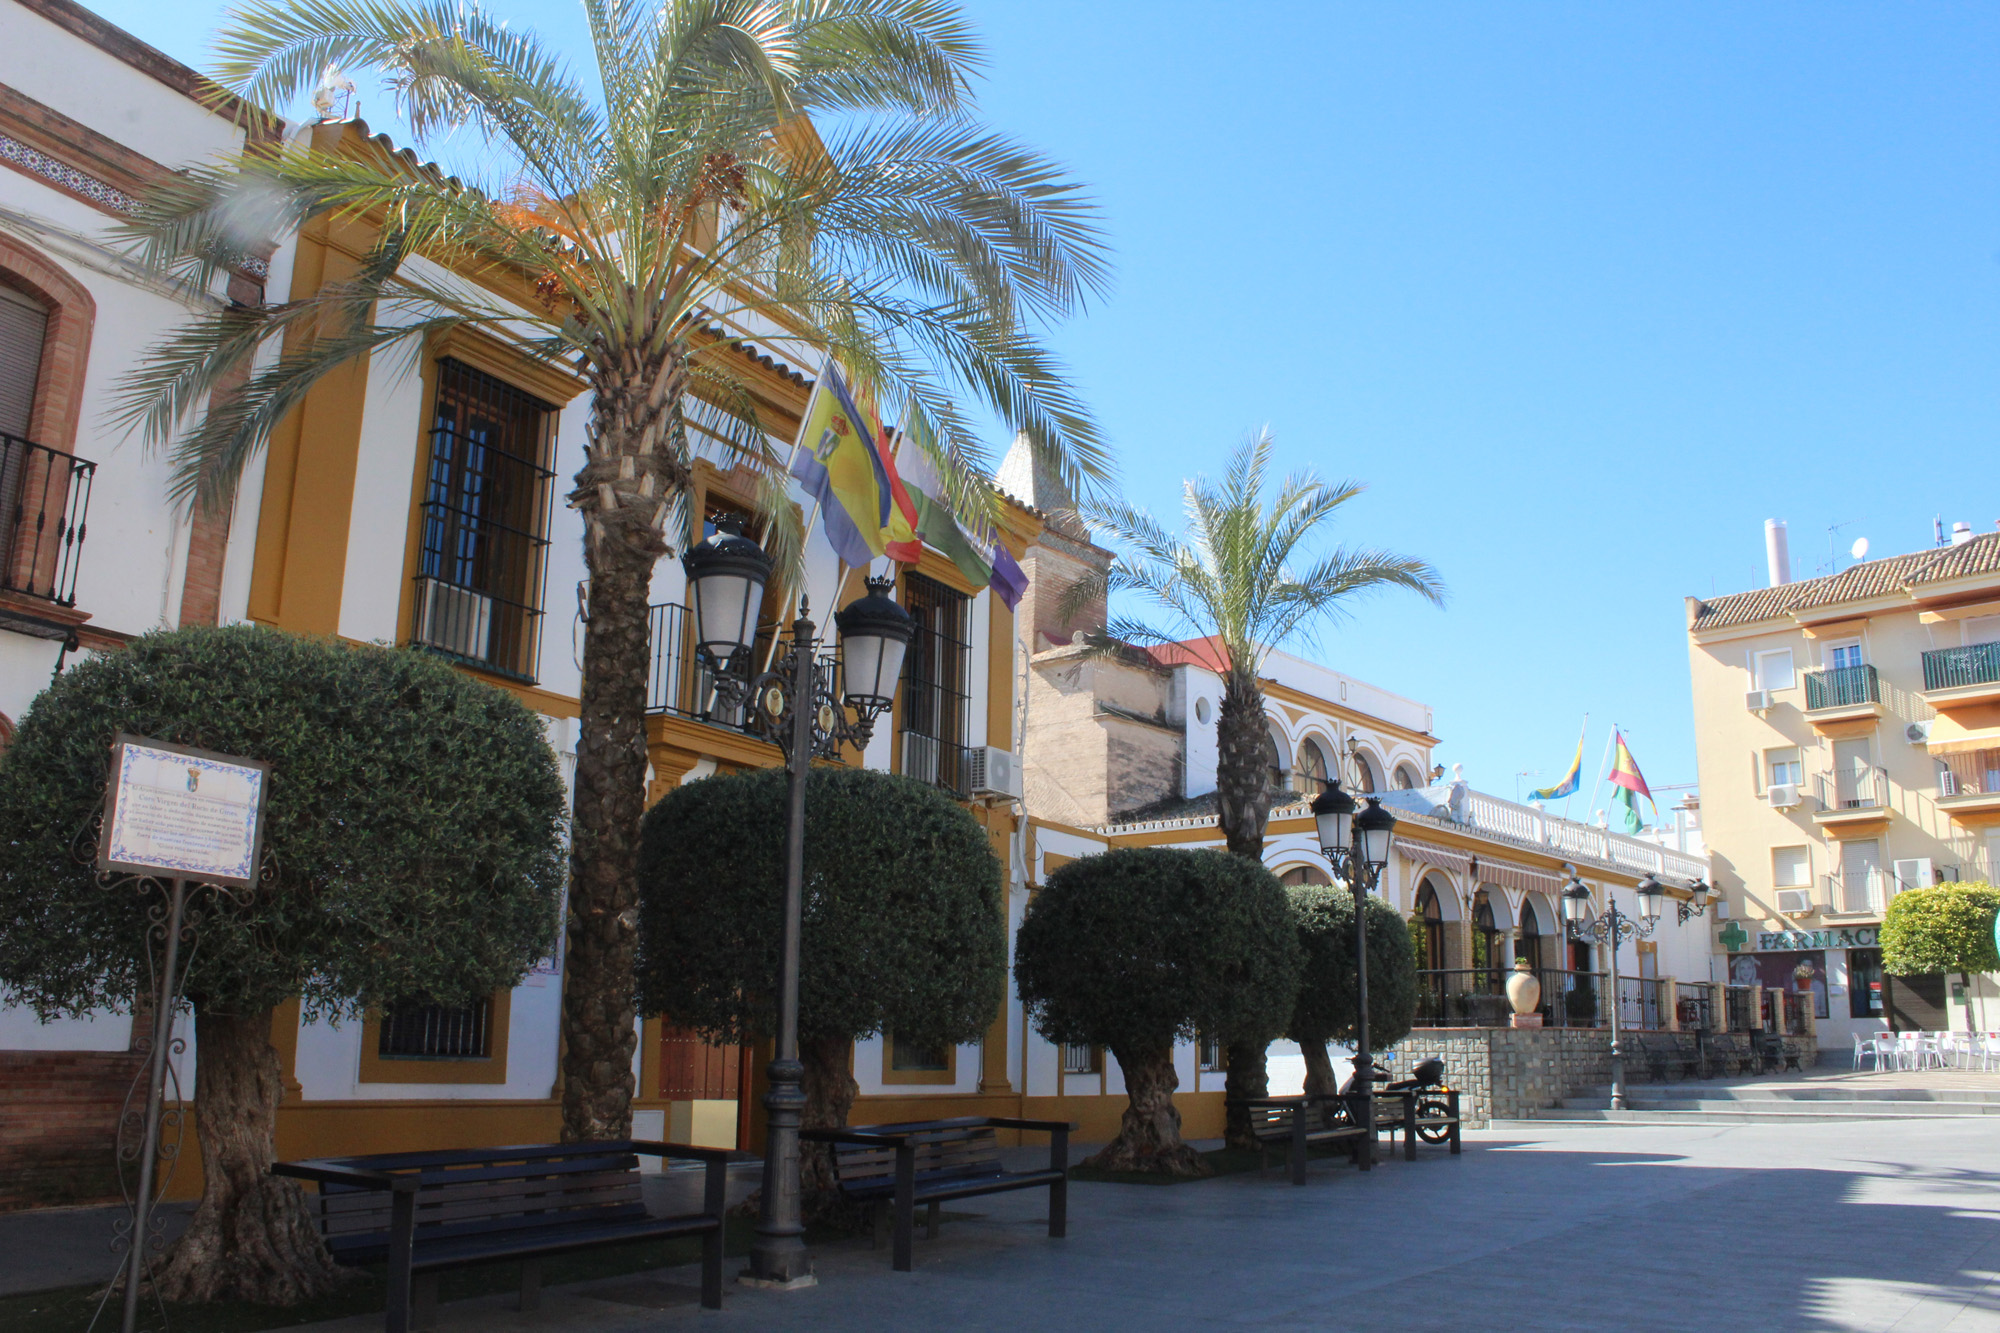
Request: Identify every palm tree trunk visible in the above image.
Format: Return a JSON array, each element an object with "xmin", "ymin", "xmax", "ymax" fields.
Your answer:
[
  {"xmin": 152, "ymin": 1006, "xmax": 346, "ymax": 1304},
  {"xmin": 1215, "ymin": 667, "xmax": 1278, "ymax": 1149},
  {"xmin": 560, "ymin": 353, "xmax": 686, "ymax": 1142}
]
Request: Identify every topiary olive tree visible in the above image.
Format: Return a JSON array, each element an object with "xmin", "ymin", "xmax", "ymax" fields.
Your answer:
[
  {"xmin": 634, "ymin": 765, "xmax": 1006, "ymax": 1201},
  {"xmin": 1286, "ymin": 886, "xmax": 1418, "ymax": 1097},
  {"xmin": 1014, "ymin": 847, "xmax": 1301, "ymax": 1176},
  {"xmin": 0, "ymin": 626, "xmax": 566, "ymax": 1306},
  {"xmin": 1881, "ymin": 881, "xmax": 2000, "ymax": 1037}
]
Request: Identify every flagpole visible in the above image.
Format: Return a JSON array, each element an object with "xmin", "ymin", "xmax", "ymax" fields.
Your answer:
[{"xmin": 1580, "ymin": 725, "xmax": 1618, "ymax": 827}]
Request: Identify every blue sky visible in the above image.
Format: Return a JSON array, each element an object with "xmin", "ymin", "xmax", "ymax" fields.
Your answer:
[{"xmin": 87, "ymin": 1, "xmax": 2000, "ymax": 814}]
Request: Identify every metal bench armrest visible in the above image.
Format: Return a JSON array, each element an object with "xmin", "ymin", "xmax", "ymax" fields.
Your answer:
[
  {"xmin": 272, "ymin": 1161, "xmax": 412, "ymax": 1192},
  {"xmin": 622, "ymin": 1139, "xmax": 739, "ymax": 1165},
  {"xmin": 800, "ymin": 1128, "xmax": 909, "ymax": 1146}
]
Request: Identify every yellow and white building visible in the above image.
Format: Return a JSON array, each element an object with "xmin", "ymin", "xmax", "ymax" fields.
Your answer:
[{"xmin": 1685, "ymin": 519, "xmax": 2000, "ymax": 1054}]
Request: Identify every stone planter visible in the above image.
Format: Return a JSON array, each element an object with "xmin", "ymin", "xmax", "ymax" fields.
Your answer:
[{"xmin": 1505, "ymin": 960, "xmax": 1542, "ymax": 1017}]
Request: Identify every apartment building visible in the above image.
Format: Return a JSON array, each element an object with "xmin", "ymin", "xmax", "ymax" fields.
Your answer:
[{"xmin": 1685, "ymin": 519, "xmax": 2000, "ymax": 1053}]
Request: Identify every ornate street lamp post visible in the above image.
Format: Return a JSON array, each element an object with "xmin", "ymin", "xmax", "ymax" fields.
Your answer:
[
  {"xmin": 1311, "ymin": 780, "xmax": 1397, "ymax": 1167},
  {"xmin": 1562, "ymin": 869, "xmax": 1664, "ymax": 1111},
  {"xmin": 682, "ymin": 524, "xmax": 913, "ymax": 1288}
]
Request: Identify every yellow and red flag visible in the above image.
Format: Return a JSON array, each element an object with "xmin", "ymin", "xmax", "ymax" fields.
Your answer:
[
  {"xmin": 1607, "ymin": 730, "xmax": 1653, "ymax": 833},
  {"xmin": 788, "ymin": 364, "xmax": 921, "ymax": 565}
]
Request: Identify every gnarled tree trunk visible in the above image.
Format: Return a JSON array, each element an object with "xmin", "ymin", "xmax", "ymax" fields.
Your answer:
[
  {"xmin": 1087, "ymin": 1043, "xmax": 1207, "ymax": 1177},
  {"xmin": 151, "ymin": 1006, "xmax": 346, "ymax": 1305},
  {"xmin": 560, "ymin": 353, "xmax": 688, "ymax": 1142},
  {"xmin": 1216, "ymin": 667, "xmax": 1277, "ymax": 1150},
  {"xmin": 799, "ymin": 1033, "xmax": 859, "ymax": 1218},
  {"xmin": 1299, "ymin": 1036, "xmax": 1340, "ymax": 1100}
]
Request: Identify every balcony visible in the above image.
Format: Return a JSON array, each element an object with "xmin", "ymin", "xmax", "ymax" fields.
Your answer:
[
  {"xmin": 901, "ymin": 731, "xmax": 972, "ymax": 799},
  {"xmin": 1811, "ymin": 765, "xmax": 1892, "ymax": 829},
  {"xmin": 1802, "ymin": 664, "xmax": 1883, "ymax": 722},
  {"xmin": 1, "ymin": 430, "xmax": 95, "ymax": 614},
  {"xmin": 1937, "ymin": 750, "xmax": 2000, "ymax": 819},
  {"xmin": 1818, "ymin": 871, "xmax": 1886, "ymax": 918},
  {"xmin": 1921, "ymin": 641, "xmax": 2000, "ymax": 707}
]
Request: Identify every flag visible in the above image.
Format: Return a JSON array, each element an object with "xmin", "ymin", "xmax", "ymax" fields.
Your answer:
[
  {"xmin": 788, "ymin": 363, "xmax": 919, "ymax": 565},
  {"xmin": 893, "ymin": 435, "xmax": 1027, "ymax": 612},
  {"xmin": 1608, "ymin": 730, "xmax": 1653, "ymax": 833},
  {"xmin": 1527, "ymin": 721, "xmax": 1585, "ymax": 802}
]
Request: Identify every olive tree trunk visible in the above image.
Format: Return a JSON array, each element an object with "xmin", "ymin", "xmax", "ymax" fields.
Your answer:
[
  {"xmin": 1300, "ymin": 1037, "xmax": 1340, "ymax": 1100},
  {"xmin": 560, "ymin": 354, "xmax": 688, "ymax": 1142},
  {"xmin": 799, "ymin": 1033, "xmax": 859, "ymax": 1216},
  {"xmin": 1215, "ymin": 667, "xmax": 1277, "ymax": 1150},
  {"xmin": 151, "ymin": 1007, "xmax": 346, "ymax": 1305},
  {"xmin": 1087, "ymin": 1044, "xmax": 1208, "ymax": 1177}
]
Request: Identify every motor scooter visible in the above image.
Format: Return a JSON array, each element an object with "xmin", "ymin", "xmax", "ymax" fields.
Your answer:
[{"xmin": 1336, "ymin": 1054, "xmax": 1455, "ymax": 1144}]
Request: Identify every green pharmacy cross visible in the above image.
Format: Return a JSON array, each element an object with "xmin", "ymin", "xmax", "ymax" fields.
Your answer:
[{"xmin": 1719, "ymin": 920, "xmax": 1750, "ymax": 953}]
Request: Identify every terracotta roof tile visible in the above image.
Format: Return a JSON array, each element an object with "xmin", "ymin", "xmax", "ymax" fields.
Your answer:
[{"xmin": 1691, "ymin": 532, "xmax": 2000, "ymax": 629}]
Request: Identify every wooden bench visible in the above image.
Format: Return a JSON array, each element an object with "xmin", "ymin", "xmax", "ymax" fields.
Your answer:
[
  {"xmin": 1227, "ymin": 1095, "xmax": 1371, "ymax": 1184},
  {"xmin": 801, "ymin": 1116, "xmax": 1070, "ymax": 1272},
  {"xmin": 1369, "ymin": 1087, "xmax": 1463, "ymax": 1159},
  {"xmin": 274, "ymin": 1140, "xmax": 732, "ymax": 1332}
]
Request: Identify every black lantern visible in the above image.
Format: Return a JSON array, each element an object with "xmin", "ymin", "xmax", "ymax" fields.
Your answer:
[
  {"xmin": 1562, "ymin": 873, "xmax": 1593, "ymax": 924},
  {"xmin": 1311, "ymin": 779, "xmax": 1356, "ymax": 858},
  {"xmin": 681, "ymin": 519, "xmax": 771, "ymax": 668},
  {"xmin": 1689, "ymin": 879, "xmax": 1710, "ymax": 910},
  {"xmin": 1634, "ymin": 873, "xmax": 1665, "ymax": 922},
  {"xmin": 1355, "ymin": 796, "xmax": 1396, "ymax": 874},
  {"xmin": 834, "ymin": 576, "xmax": 915, "ymax": 715}
]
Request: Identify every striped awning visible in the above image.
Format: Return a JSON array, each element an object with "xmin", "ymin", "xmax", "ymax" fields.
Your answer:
[
  {"xmin": 1394, "ymin": 837, "xmax": 1567, "ymax": 895},
  {"xmin": 1928, "ymin": 710, "xmax": 2000, "ymax": 758}
]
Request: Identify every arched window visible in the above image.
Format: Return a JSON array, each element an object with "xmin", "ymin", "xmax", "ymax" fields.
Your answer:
[
  {"xmin": 1353, "ymin": 751, "xmax": 1380, "ymax": 794},
  {"xmin": 1261, "ymin": 730, "xmax": 1286, "ymax": 796},
  {"xmin": 1518, "ymin": 899, "xmax": 1545, "ymax": 972},
  {"xmin": 1413, "ymin": 879, "xmax": 1446, "ymax": 972},
  {"xmin": 1471, "ymin": 888, "xmax": 1502, "ymax": 985},
  {"xmin": 1394, "ymin": 763, "xmax": 1422, "ymax": 790},
  {"xmin": 1297, "ymin": 738, "xmax": 1331, "ymax": 795},
  {"xmin": 0, "ymin": 284, "xmax": 50, "ymax": 436},
  {"xmin": 1279, "ymin": 864, "xmax": 1331, "ymax": 886}
]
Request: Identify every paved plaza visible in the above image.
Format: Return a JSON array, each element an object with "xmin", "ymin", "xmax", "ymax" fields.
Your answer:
[{"xmin": 21, "ymin": 1115, "xmax": 1985, "ymax": 1331}]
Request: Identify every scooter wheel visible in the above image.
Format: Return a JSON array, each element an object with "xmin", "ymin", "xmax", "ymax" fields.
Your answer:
[{"xmin": 1415, "ymin": 1098, "xmax": 1454, "ymax": 1144}]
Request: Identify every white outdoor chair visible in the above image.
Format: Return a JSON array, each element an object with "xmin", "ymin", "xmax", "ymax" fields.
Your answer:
[
  {"xmin": 1921, "ymin": 1032, "xmax": 1947, "ymax": 1070},
  {"xmin": 1894, "ymin": 1031, "xmax": 1922, "ymax": 1070},
  {"xmin": 1851, "ymin": 1033, "xmax": 1877, "ymax": 1071},
  {"xmin": 1936, "ymin": 1031, "xmax": 1960, "ymax": 1070},
  {"xmin": 1867, "ymin": 1032, "xmax": 1896, "ymax": 1071},
  {"xmin": 1982, "ymin": 1034, "xmax": 2000, "ymax": 1072}
]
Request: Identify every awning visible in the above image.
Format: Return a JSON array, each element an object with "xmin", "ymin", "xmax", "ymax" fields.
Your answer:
[
  {"xmin": 1394, "ymin": 837, "xmax": 1567, "ymax": 895},
  {"xmin": 1928, "ymin": 710, "xmax": 2000, "ymax": 757}
]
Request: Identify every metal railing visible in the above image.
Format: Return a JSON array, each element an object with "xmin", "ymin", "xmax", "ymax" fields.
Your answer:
[
  {"xmin": 1448, "ymin": 788, "xmax": 1708, "ymax": 882},
  {"xmin": 378, "ymin": 998, "xmax": 492, "ymax": 1059},
  {"xmin": 1412, "ymin": 968, "xmax": 1607, "ymax": 1029},
  {"xmin": 1813, "ymin": 764, "xmax": 1889, "ymax": 811},
  {"xmin": 1, "ymin": 430, "xmax": 94, "ymax": 606},
  {"xmin": 644, "ymin": 601, "xmax": 834, "ymax": 737},
  {"xmin": 1938, "ymin": 749, "xmax": 2000, "ymax": 801},
  {"xmin": 1805, "ymin": 663, "xmax": 1880, "ymax": 711},
  {"xmin": 1723, "ymin": 985, "xmax": 1757, "ymax": 1032},
  {"xmin": 1620, "ymin": 977, "xmax": 1667, "ymax": 1032},
  {"xmin": 1819, "ymin": 871, "xmax": 1885, "ymax": 915},
  {"xmin": 902, "ymin": 730, "xmax": 972, "ymax": 798},
  {"xmin": 1676, "ymin": 981, "xmax": 1715, "ymax": 1031},
  {"xmin": 1923, "ymin": 641, "xmax": 2000, "ymax": 692}
]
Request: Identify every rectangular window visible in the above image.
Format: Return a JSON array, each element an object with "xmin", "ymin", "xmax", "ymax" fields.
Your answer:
[
  {"xmin": 888, "ymin": 1035, "xmax": 951, "ymax": 1073},
  {"xmin": 1772, "ymin": 846, "xmax": 1810, "ymax": 888},
  {"xmin": 378, "ymin": 997, "xmax": 493, "ymax": 1060},
  {"xmin": 1753, "ymin": 648, "xmax": 1796, "ymax": 692},
  {"xmin": 412, "ymin": 358, "xmax": 556, "ymax": 682},
  {"xmin": 1826, "ymin": 641, "xmax": 1865, "ymax": 671},
  {"xmin": 1965, "ymin": 615, "xmax": 2000, "ymax": 649},
  {"xmin": 1840, "ymin": 839, "xmax": 1883, "ymax": 914},
  {"xmin": 0, "ymin": 284, "xmax": 48, "ymax": 438},
  {"xmin": 1765, "ymin": 748, "xmax": 1802, "ymax": 789},
  {"xmin": 899, "ymin": 572, "xmax": 971, "ymax": 795},
  {"xmin": 1060, "ymin": 1043, "xmax": 1101, "ymax": 1075},
  {"xmin": 1197, "ymin": 1034, "xmax": 1223, "ymax": 1072}
]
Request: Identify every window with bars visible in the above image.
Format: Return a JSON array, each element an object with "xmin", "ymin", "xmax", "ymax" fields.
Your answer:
[
  {"xmin": 1060, "ymin": 1042, "xmax": 1101, "ymax": 1075},
  {"xmin": 1196, "ymin": 1034, "xmax": 1224, "ymax": 1072},
  {"xmin": 378, "ymin": 996, "xmax": 494, "ymax": 1060},
  {"xmin": 888, "ymin": 1034, "xmax": 952, "ymax": 1073},
  {"xmin": 899, "ymin": 572, "xmax": 971, "ymax": 795},
  {"xmin": 411, "ymin": 359, "xmax": 556, "ymax": 682}
]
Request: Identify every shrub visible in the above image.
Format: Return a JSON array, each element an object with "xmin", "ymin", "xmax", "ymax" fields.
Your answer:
[{"xmin": 1286, "ymin": 887, "xmax": 1417, "ymax": 1096}]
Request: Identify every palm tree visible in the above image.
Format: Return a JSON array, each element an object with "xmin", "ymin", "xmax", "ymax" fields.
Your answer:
[
  {"xmin": 1079, "ymin": 431, "xmax": 1442, "ymax": 1148},
  {"xmin": 114, "ymin": 0, "xmax": 1109, "ymax": 1298}
]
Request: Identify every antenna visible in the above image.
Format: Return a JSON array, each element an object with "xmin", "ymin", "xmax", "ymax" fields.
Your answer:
[
  {"xmin": 1850, "ymin": 537, "xmax": 1869, "ymax": 562},
  {"xmin": 1820, "ymin": 520, "xmax": 1857, "ymax": 577}
]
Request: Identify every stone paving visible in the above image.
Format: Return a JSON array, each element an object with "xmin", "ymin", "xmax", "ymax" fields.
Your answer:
[{"xmin": 266, "ymin": 1116, "xmax": 2000, "ymax": 1332}]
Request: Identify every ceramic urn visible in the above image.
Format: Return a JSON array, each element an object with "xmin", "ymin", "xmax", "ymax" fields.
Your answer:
[{"xmin": 1505, "ymin": 959, "xmax": 1542, "ymax": 1016}]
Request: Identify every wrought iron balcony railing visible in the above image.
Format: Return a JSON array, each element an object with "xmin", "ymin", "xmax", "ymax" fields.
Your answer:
[
  {"xmin": 1, "ymin": 431, "xmax": 94, "ymax": 607},
  {"xmin": 1804, "ymin": 663, "xmax": 1879, "ymax": 711},
  {"xmin": 1938, "ymin": 749, "xmax": 2000, "ymax": 801},
  {"xmin": 1923, "ymin": 641, "xmax": 2000, "ymax": 692},
  {"xmin": 1813, "ymin": 764, "xmax": 1889, "ymax": 811}
]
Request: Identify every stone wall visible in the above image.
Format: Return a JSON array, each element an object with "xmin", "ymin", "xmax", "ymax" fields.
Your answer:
[{"xmin": 1387, "ymin": 1028, "xmax": 1820, "ymax": 1127}]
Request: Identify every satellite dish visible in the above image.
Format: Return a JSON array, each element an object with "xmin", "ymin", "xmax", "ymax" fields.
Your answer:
[{"xmin": 1850, "ymin": 537, "xmax": 1870, "ymax": 561}]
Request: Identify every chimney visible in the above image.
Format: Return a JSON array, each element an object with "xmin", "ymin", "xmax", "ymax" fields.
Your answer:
[
  {"xmin": 1764, "ymin": 519, "xmax": 1791, "ymax": 587},
  {"xmin": 1953, "ymin": 521, "xmax": 1974, "ymax": 547}
]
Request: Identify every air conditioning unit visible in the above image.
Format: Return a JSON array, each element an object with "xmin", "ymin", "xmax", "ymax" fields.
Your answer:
[
  {"xmin": 967, "ymin": 746, "xmax": 1023, "ymax": 800},
  {"xmin": 1745, "ymin": 689, "xmax": 1772, "ymax": 713},
  {"xmin": 1766, "ymin": 783, "xmax": 1801, "ymax": 810},
  {"xmin": 1906, "ymin": 720, "xmax": 1932, "ymax": 745},
  {"xmin": 1776, "ymin": 888, "xmax": 1817, "ymax": 916},
  {"xmin": 412, "ymin": 578, "xmax": 493, "ymax": 662}
]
